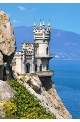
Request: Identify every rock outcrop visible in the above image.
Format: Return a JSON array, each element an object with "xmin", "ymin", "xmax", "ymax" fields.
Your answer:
[
  {"xmin": 13, "ymin": 71, "xmax": 72, "ymax": 119},
  {"xmin": 0, "ymin": 80, "xmax": 14, "ymax": 118},
  {"xmin": 0, "ymin": 10, "xmax": 16, "ymax": 80},
  {"xmin": 0, "ymin": 80, "xmax": 14, "ymax": 102}
]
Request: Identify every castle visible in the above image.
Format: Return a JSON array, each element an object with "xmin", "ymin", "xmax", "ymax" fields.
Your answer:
[{"xmin": 12, "ymin": 20, "xmax": 53, "ymax": 77}]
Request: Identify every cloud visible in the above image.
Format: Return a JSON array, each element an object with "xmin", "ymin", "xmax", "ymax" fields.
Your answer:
[
  {"xmin": 18, "ymin": 6, "xmax": 26, "ymax": 11},
  {"xmin": 13, "ymin": 19, "xmax": 19, "ymax": 23}
]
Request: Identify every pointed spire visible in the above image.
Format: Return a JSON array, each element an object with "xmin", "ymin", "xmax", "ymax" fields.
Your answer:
[
  {"xmin": 42, "ymin": 19, "xmax": 45, "ymax": 26},
  {"xmin": 48, "ymin": 19, "xmax": 51, "ymax": 30},
  {"xmin": 40, "ymin": 19, "xmax": 42, "ymax": 27},
  {"xmin": 34, "ymin": 20, "xmax": 36, "ymax": 27},
  {"xmin": 34, "ymin": 20, "xmax": 36, "ymax": 31}
]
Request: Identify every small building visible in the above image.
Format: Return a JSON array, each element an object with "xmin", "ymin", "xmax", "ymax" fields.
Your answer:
[{"xmin": 12, "ymin": 20, "xmax": 53, "ymax": 77}]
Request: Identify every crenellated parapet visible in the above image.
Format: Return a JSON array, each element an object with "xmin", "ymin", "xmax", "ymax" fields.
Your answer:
[{"xmin": 33, "ymin": 20, "xmax": 51, "ymax": 41}]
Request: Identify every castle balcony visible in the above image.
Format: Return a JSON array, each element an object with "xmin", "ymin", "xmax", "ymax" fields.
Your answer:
[
  {"xmin": 35, "ymin": 54, "xmax": 53, "ymax": 59},
  {"xmin": 36, "ymin": 70, "xmax": 54, "ymax": 77}
]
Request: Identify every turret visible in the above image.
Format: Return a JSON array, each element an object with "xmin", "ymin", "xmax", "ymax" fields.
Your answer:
[
  {"xmin": 33, "ymin": 19, "xmax": 52, "ymax": 58},
  {"xmin": 33, "ymin": 20, "xmax": 50, "ymax": 43},
  {"xmin": 34, "ymin": 20, "xmax": 36, "ymax": 30},
  {"xmin": 40, "ymin": 19, "xmax": 42, "ymax": 29},
  {"xmin": 42, "ymin": 19, "xmax": 45, "ymax": 28},
  {"xmin": 48, "ymin": 19, "xmax": 51, "ymax": 30},
  {"xmin": 33, "ymin": 20, "xmax": 53, "ymax": 73}
]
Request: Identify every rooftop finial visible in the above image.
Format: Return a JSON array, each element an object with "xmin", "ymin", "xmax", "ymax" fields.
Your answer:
[
  {"xmin": 42, "ymin": 19, "xmax": 45, "ymax": 26},
  {"xmin": 48, "ymin": 19, "xmax": 51, "ymax": 30},
  {"xmin": 40, "ymin": 19, "xmax": 42, "ymax": 27},
  {"xmin": 34, "ymin": 20, "xmax": 36, "ymax": 27}
]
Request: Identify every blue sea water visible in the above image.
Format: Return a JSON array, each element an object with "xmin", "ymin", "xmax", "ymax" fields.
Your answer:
[{"xmin": 50, "ymin": 60, "xmax": 80, "ymax": 119}]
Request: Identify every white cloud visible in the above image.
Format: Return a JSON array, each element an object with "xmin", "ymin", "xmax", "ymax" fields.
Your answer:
[
  {"xmin": 13, "ymin": 19, "xmax": 19, "ymax": 23},
  {"xmin": 18, "ymin": 6, "xmax": 26, "ymax": 11}
]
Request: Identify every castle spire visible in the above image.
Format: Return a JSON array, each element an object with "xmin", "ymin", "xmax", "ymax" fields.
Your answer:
[
  {"xmin": 34, "ymin": 20, "xmax": 36, "ymax": 27},
  {"xmin": 48, "ymin": 19, "xmax": 51, "ymax": 30},
  {"xmin": 42, "ymin": 19, "xmax": 45, "ymax": 27},
  {"xmin": 40, "ymin": 19, "xmax": 42, "ymax": 28}
]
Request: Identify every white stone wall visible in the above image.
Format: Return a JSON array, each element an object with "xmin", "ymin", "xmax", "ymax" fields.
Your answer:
[
  {"xmin": 36, "ymin": 43, "xmax": 49, "ymax": 57},
  {"xmin": 16, "ymin": 57, "xmax": 22, "ymax": 74},
  {"xmin": 14, "ymin": 52, "xmax": 25, "ymax": 74},
  {"xmin": 12, "ymin": 51, "xmax": 35, "ymax": 74}
]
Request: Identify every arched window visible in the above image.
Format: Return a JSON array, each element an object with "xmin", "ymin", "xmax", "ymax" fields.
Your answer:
[
  {"xmin": 35, "ymin": 64, "xmax": 37, "ymax": 72},
  {"xmin": 46, "ymin": 64, "xmax": 49, "ymax": 70},
  {"xmin": 46, "ymin": 47, "xmax": 48, "ymax": 55},
  {"xmin": 26, "ymin": 63, "xmax": 30, "ymax": 73},
  {"xmin": 40, "ymin": 64, "xmax": 42, "ymax": 71}
]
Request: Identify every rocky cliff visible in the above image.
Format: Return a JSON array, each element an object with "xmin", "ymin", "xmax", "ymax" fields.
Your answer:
[
  {"xmin": 0, "ymin": 80, "xmax": 14, "ymax": 117},
  {"xmin": 0, "ymin": 10, "xmax": 16, "ymax": 80},
  {"xmin": 13, "ymin": 71, "xmax": 72, "ymax": 119}
]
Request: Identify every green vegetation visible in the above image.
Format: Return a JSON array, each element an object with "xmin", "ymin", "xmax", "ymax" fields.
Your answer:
[{"xmin": 1, "ymin": 80, "xmax": 56, "ymax": 119}]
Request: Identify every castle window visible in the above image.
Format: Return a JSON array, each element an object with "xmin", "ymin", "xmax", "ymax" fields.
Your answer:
[
  {"xmin": 35, "ymin": 64, "xmax": 37, "ymax": 72},
  {"xmin": 46, "ymin": 47, "xmax": 48, "ymax": 55},
  {"xmin": 26, "ymin": 63, "xmax": 30, "ymax": 73},
  {"xmin": 40, "ymin": 64, "xmax": 42, "ymax": 71}
]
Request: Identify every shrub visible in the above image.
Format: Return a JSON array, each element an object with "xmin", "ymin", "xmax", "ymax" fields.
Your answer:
[
  {"xmin": 1, "ymin": 100, "xmax": 17, "ymax": 118},
  {"xmin": 2, "ymin": 80, "xmax": 56, "ymax": 119}
]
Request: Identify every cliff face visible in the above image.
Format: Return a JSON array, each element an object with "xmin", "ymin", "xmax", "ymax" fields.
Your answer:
[
  {"xmin": 0, "ymin": 10, "xmax": 16, "ymax": 80},
  {"xmin": 0, "ymin": 80, "xmax": 14, "ymax": 117},
  {"xmin": 0, "ymin": 71, "xmax": 72, "ymax": 119},
  {"xmin": 13, "ymin": 71, "xmax": 72, "ymax": 119}
]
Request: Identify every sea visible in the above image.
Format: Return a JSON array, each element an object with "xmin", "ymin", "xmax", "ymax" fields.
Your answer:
[{"xmin": 50, "ymin": 60, "xmax": 80, "ymax": 119}]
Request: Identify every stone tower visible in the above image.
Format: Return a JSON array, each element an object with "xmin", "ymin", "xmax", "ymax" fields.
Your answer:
[
  {"xmin": 33, "ymin": 20, "xmax": 53, "ymax": 73},
  {"xmin": 12, "ymin": 20, "xmax": 53, "ymax": 76}
]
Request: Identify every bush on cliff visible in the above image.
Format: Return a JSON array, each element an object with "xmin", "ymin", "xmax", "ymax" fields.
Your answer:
[{"xmin": 1, "ymin": 80, "xmax": 56, "ymax": 119}]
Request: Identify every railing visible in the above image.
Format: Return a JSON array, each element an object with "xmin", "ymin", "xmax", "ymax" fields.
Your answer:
[
  {"xmin": 35, "ymin": 54, "xmax": 53, "ymax": 58},
  {"xmin": 36, "ymin": 70, "xmax": 54, "ymax": 77}
]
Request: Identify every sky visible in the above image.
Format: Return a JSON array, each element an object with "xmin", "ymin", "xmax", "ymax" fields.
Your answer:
[{"xmin": 0, "ymin": 3, "xmax": 80, "ymax": 34}]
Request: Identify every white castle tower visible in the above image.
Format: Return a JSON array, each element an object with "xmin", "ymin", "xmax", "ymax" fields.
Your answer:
[
  {"xmin": 12, "ymin": 20, "xmax": 53, "ymax": 77},
  {"xmin": 33, "ymin": 20, "xmax": 53, "ymax": 73}
]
